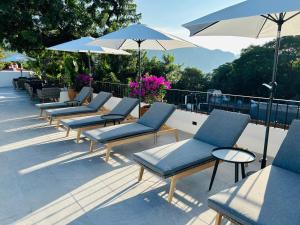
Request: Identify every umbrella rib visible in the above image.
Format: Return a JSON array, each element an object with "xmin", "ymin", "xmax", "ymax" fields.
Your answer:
[
  {"xmin": 256, "ymin": 17, "xmax": 268, "ymax": 38},
  {"xmin": 284, "ymin": 11, "xmax": 300, "ymax": 22},
  {"xmin": 156, "ymin": 40, "xmax": 167, "ymax": 51},
  {"xmin": 193, "ymin": 21, "xmax": 219, "ymax": 36},
  {"xmin": 262, "ymin": 14, "xmax": 277, "ymax": 23},
  {"xmin": 118, "ymin": 39, "xmax": 127, "ymax": 49}
]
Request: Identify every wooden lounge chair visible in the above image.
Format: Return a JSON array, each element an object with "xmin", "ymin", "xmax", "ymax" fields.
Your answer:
[
  {"xmin": 60, "ymin": 97, "xmax": 139, "ymax": 143},
  {"xmin": 208, "ymin": 119, "xmax": 300, "ymax": 225},
  {"xmin": 82, "ymin": 102, "xmax": 178, "ymax": 162},
  {"xmin": 45, "ymin": 91, "xmax": 112, "ymax": 127},
  {"xmin": 36, "ymin": 87, "xmax": 93, "ymax": 117},
  {"xmin": 133, "ymin": 110, "xmax": 250, "ymax": 203}
]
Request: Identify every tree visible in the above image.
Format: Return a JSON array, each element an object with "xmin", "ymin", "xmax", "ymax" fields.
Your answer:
[
  {"xmin": 175, "ymin": 67, "xmax": 208, "ymax": 91},
  {"xmin": 0, "ymin": 0, "xmax": 141, "ymax": 52}
]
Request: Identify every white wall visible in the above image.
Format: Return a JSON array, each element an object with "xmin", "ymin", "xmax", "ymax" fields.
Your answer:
[
  {"xmin": 0, "ymin": 71, "xmax": 31, "ymax": 87},
  {"xmin": 100, "ymin": 95, "xmax": 288, "ymax": 158}
]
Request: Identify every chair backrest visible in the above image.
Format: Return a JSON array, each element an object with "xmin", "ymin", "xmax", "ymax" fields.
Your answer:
[
  {"xmin": 109, "ymin": 97, "xmax": 139, "ymax": 116},
  {"xmin": 194, "ymin": 109, "xmax": 250, "ymax": 147},
  {"xmin": 87, "ymin": 92, "xmax": 112, "ymax": 110},
  {"xmin": 273, "ymin": 120, "xmax": 300, "ymax": 174},
  {"xmin": 42, "ymin": 87, "xmax": 61, "ymax": 98},
  {"xmin": 74, "ymin": 87, "xmax": 93, "ymax": 104},
  {"xmin": 137, "ymin": 102, "xmax": 176, "ymax": 131}
]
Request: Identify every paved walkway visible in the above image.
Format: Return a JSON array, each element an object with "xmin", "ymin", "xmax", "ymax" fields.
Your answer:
[{"xmin": 0, "ymin": 88, "xmax": 260, "ymax": 225}]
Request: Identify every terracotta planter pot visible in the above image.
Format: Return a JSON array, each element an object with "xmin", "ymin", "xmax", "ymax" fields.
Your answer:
[
  {"xmin": 140, "ymin": 105, "xmax": 151, "ymax": 117},
  {"xmin": 68, "ymin": 88, "xmax": 77, "ymax": 100}
]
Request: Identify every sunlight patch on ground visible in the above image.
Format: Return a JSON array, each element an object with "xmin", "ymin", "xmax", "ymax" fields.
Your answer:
[
  {"xmin": 0, "ymin": 132, "xmax": 69, "ymax": 153},
  {"xmin": 4, "ymin": 122, "xmax": 51, "ymax": 132},
  {"xmin": 19, "ymin": 151, "xmax": 86, "ymax": 175}
]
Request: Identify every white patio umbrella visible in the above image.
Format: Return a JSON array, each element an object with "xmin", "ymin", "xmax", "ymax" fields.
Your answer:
[
  {"xmin": 47, "ymin": 37, "xmax": 130, "ymax": 76},
  {"xmin": 0, "ymin": 53, "xmax": 35, "ymax": 77},
  {"xmin": 183, "ymin": 0, "xmax": 300, "ymax": 168},
  {"xmin": 89, "ymin": 23, "xmax": 198, "ymax": 117}
]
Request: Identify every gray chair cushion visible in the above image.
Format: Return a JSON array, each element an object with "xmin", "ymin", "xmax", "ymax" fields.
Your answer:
[
  {"xmin": 137, "ymin": 102, "xmax": 176, "ymax": 131},
  {"xmin": 36, "ymin": 87, "xmax": 92, "ymax": 110},
  {"xmin": 46, "ymin": 106, "xmax": 95, "ymax": 117},
  {"xmin": 60, "ymin": 97, "xmax": 139, "ymax": 129},
  {"xmin": 61, "ymin": 116, "xmax": 105, "ymax": 129},
  {"xmin": 87, "ymin": 92, "xmax": 112, "ymax": 110},
  {"xmin": 273, "ymin": 120, "xmax": 300, "ymax": 174},
  {"xmin": 194, "ymin": 109, "xmax": 250, "ymax": 147},
  {"xmin": 208, "ymin": 165, "xmax": 300, "ymax": 225},
  {"xmin": 83, "ymin": 123, "xmax": 154, "ymax": 143},
  {"xmin": 74, "ymin": 87, "xmax": 93, "ymax": 104},
  {"xmin": 36, "ymin": 102, "xmax": 68, "ymax": 110},
  {"xmin": 110, "ymin": 97, "xmax": 139, "ymax": 116},
  {"xmin": 133, "ymin": 139, "xmax": 217, "ymax": 178}
]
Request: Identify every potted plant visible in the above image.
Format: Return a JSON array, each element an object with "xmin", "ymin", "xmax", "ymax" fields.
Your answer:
[
  {"xmin": 63, "ymin": 55, "xmax": 79, "ymax": 100},
  {"xmin": 129, "ymin": 75, "xmax": 171, "ymax": 116}
]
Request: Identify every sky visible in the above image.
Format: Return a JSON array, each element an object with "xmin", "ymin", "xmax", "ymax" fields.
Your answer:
[{"xmin": 135, "ymin": 0, "xmax": 271, "ymax": 55}]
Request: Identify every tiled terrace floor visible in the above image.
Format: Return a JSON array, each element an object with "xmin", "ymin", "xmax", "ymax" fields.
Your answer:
[{"xmin": 0, "ymin": 88, "xmax": 261, "ymax": 225}]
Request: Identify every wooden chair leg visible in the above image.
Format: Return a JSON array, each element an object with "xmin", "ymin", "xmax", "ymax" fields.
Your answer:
[
  {"xmin": 49, "ymin": 117, "xmax": 53, "ymax": 125},
  {"xmin": 66, "ymin": 127, "xmax": 70, "ymax": 137},
  {"xmin": 55, "ymin": 120, "xmax": 60, "ymax": 128},
  {"xmin": 138, "ymin": 166, "xmax": 144, "ymax": 182},
  {"xmin": 215, "ymin": 213, "xmax": 223, "ymax": 225},
  {"xmin": 174, "ymin": 130, "xmax": 179, "ymax": 142},
  {"xmin": 40, "ymin": 109, "xmax": 43, "ymax": 117},
  {"xmin": 76, "ymin": 129, "xmax": 82, "ymax": 143},
  {"xmin": 168, "ymin": 176, "xmax": 177, "ymax": 203},
  {"xmin": 105, "ymin": 145, "xmax": 112, "ymax": 162},
  {"xmin": 89, "ymin": 141, "xmax": 96, "ymax": 152}
]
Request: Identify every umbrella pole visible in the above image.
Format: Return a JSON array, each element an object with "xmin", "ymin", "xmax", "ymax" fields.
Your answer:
[
  {"xmin": 88, "ymin": 51, "xmax": 92, "ymax": 87},
  {"xmin": 261, "ymin": 20, "xmax": 283, "ymax": 169},
  {"xmin": 20, "ymin": 63, "xmax": 23, "ymax": 77},
  {"xmin": 137, "ymin": 40, "xmax": 142, "ymax": 118}
]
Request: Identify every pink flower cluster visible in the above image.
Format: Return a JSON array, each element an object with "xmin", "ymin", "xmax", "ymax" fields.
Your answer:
[
  {"xmin": 129, "ymin": 75, "xmax": 171, "ymax": 104},
  {"xmin": 75, "ymin": 73, "xmax": 91, "ymax": 86}
]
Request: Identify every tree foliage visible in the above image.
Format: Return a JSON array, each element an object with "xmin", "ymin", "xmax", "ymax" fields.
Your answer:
[
  {"xmin": 210, "ymin": 36, "xmax": 300, "ymax": 99},
  {"xmin": 0, "ymin": 0, "xmax": 140, "ymax": 52}
]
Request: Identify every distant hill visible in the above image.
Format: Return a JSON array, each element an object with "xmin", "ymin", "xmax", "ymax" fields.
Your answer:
[{"xmin": 147, "ymin": 47, "xmax": 236, "ymax": 73}]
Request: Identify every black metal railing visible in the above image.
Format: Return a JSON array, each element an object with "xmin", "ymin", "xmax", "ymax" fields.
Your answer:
[{"xmin": 93, "ymin": 81, "xmax": 300, "ymax": 129}]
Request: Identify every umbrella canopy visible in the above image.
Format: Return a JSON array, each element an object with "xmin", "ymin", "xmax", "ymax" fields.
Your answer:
[
  {"xmin": 0, "ymin": 53, "xmax": 35, "ymax": 62},
  {"xmin": 90, "ymin": 24, "xmax": 198, "ymax": 117},
  {"xmin": 47, "ymin": 37, "xmax": 130, "ymax": 55},
  {"xmin": 90, "ymin": 24, "xmax": 198, "ymax": 50},
  {"xmin": 47, "ymin": 36, "xmax": 130, "ymax": 78},
  {"xmin": 183, "ymin": 0, "xmax": 300, "ymax": 169},
  {"xmin": 183, "ymin": 0, "xmax": 300, "ymax": 37}
]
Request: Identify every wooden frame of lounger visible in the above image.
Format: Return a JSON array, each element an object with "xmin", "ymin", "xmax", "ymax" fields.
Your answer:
[
  {"xmin": 212, "ymin": 212, "xmax": 242, "ymax": 225},
  {"xmin": 137, "ymin": 143, "xmax": 237, "ymax": 203},
  {"xmin": 64, "ymin": 115, "xmax": 137, "ymax": 143},
  {"xmin": 47, "ymin": 107, "xmax": 109, "ymax": 128},
  {"xmin": 89, "ymin": 124, "xmax": 179, "ymax": 162}
]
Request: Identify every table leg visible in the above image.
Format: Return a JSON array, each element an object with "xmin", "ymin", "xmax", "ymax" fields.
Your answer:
[
  {"xmin": 241, "ymin": 163, "xmax": 246, "ymax": 179},
  {"xmin": 235, "ymin": 163, "xmax": 239, "ymax": 183},
  {"xmin": 104, "ymin": 121, "xmax": 107, "ymax": 127},
  {"xmin": 114, "ymin": 121, "xmax": 116, "ymax": 125},
  {"xmin": 209, "ymin": 159, "xmax": 219, "ymax": 191}
]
